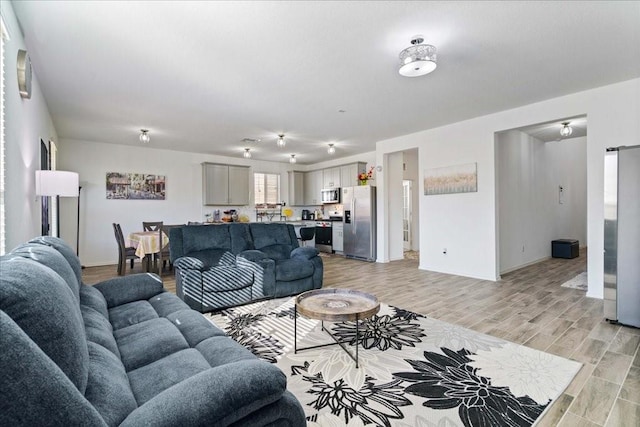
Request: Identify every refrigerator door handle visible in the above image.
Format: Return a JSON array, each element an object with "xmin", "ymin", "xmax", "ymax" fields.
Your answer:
[{"xmin": 352, "ymin": 198, "xmax": 356, "ymax": 234}]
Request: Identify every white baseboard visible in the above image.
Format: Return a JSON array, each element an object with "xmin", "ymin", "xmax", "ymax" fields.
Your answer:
[{"xmin": 500, "ymin": 256, "xmax": 550, "ymax": 275}]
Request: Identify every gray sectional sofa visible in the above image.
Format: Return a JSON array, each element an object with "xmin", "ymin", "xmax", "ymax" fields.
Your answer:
[
  {"xmin": 0, "ymin": 236, "xmax": 305, "ymax": 426},
  {"xmin": 169, "ymin": 223, "xmax": 323, "ymax": 312}
]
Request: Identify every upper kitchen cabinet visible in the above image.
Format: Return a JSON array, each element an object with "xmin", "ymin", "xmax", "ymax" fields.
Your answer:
[
  {"xmin": 322, "ymin": 167, "xmax": 341, "ymax": 188},
  {"xmin": 202, "ymin": 163, "xmax": 250, "ymax": 205},
  {"xmin": 340, "ymin": 162, "xmax": 367, "ymax": 188},
  {"xmin": 288, "ymin": 171, "xmax": 305, "ymax": 206},
  {"xmin": 304, "ymin": 170, "xmax": 323, "ymax": 205}
]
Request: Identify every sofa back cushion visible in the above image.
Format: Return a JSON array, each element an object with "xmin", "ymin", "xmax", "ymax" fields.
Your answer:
[
  {"xmin": 0, "ymin": 311, "xmax": 106, "ymax": 426},
  {"xmin": 182, "ymin": 225, "xmax": 232, "ymax": 255},
  {"xmin": 28, "ymin": 236, "xmax": 83, "ymax": 286},
  {"xmin": 0, "ymin": 256, "xmax": 89, "ymax": 394},
  {"xmin": 249, "ymin": 223, "xmax": 298, "ymax": 261},
  {"xmin": 11, "ymin": 243, "xmax": 80, "ymax": 302},
  {"xmin": 229, "ymin": 223, "xmax": 253, "ymax": 253}
]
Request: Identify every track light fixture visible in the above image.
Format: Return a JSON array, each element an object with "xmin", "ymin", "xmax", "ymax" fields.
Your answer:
[
  {"xmin": 139, "ymin": 129, "xmax": 150, "ymax": 144},
  {"xmin": 277, "ymin": 134, "xmax": 286, "ymax": 148}
]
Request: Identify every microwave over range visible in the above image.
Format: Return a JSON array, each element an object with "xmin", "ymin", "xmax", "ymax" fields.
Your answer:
[{"xmin": 320, "ymin": 188, "xmax": 340, "ymax": 204}]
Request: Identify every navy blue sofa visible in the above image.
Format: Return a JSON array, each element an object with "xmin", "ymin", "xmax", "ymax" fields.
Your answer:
[
  {"xmin": 0, "ymin": 236, "xmax": 305, "ymax": 426},
  {"xmin": 169, "ymin": 223, "xmax": 323, "ymax": 312}
]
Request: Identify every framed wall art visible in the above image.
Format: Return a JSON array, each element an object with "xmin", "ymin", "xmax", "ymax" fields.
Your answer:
[
  {"xmin": 106, "ymin": 172, "xmax": 165, "ymax": 200},
  {"xmin": 424, "ymin": 162, "xmax": 477, "ymax": 195}
]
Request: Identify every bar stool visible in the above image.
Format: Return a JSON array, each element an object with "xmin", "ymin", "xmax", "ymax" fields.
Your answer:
[{"xmin": 299, "ymin": 227, "xmax": 315, "ymax": 247}]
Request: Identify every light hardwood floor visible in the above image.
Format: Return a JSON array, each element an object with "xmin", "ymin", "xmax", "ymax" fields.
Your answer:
[{"xmin": 83, "ymin": 250, "xmax": 639, "ymax": 426}]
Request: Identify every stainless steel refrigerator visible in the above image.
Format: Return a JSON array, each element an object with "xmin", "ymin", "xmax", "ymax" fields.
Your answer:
[
  {"xmin": 343, "ymin": 185, "xmax": 376, "ymax": 261},
  {"xmin": 603, "ymin": 145, "xmax": 640, "ymax": 328}
]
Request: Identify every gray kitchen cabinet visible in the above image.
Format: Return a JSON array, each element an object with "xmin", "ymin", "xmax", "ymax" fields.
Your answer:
[
  {"xmin": 202, "ymin": 162, "xmax": 250, "ymax": 206},
  {"xmin": 304, "ymin": 170, "xmax": 323, "ymax": 205},
  {"xmin": 340, "ymin": 162, "xmax": 367, "ymax": 188},
  {"xmin": 288, "ymin": 171, "xmax": 305, "ymax": 206},
  {"xmin": 322, "ymin": 167, "xmax": 341, "ymax": 188},
  {"xmin": 332, "ymin": 222, "xmax": 344, "ymax": 252}
]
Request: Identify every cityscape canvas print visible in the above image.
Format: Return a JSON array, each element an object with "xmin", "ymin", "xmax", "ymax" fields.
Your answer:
[
  {"xmin": 106, "ymin": 172, "xmax": 166, "ymax": 200},
  {"xmin": 424, "ymin": 162, "xmax": 477, "ymax": 195}
]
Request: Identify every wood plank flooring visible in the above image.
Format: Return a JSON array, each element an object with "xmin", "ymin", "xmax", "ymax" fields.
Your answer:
[{"xmin": 83, "ymin": 249, "xmax": 639, "ymax": 426}]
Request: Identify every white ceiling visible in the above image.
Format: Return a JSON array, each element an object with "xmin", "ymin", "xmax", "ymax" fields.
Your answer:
[{"xmin": 12, "ymin": 1, "xmax": 640, "ymax": 164}]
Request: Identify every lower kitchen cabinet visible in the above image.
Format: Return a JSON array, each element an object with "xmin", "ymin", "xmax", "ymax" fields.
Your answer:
[{"xmin": 332, "ymin": 222, "xmax": 344, "ymax": 252}]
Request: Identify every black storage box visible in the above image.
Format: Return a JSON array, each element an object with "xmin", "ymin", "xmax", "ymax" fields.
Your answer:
[{"xmin": 552, "ymin": 239, "xmax": 579, "ymax": 259}]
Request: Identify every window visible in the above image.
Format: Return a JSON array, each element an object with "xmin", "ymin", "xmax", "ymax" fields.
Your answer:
[
  {"xmin": 0, "ymin": 17, "xmax": 9, "ymax": 255},
  {"xmin": 254, "ymin": 173, "xmax": 280, "ymax": 205}
]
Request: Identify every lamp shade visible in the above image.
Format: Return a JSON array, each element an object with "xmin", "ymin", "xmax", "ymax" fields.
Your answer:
[{"xmin": 35, "ymin": 170, "xmax": 79, "ymax": 197}]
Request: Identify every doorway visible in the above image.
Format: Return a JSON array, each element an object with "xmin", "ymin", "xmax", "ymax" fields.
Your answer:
[
  {"xmin": 40, "ymin": 140, "xmax": 50, "ymax": 236},
  {"xmin": 495, "ymin": 116, "xmax": 588, "ymax": 276},
  {"xmin": 403, "ymin": 180, "xmax": 412, "ymax": 251}
]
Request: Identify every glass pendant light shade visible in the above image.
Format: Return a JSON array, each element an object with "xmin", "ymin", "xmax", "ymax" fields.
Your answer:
[
  {"xmin": 139, "ymin": 129, "xmax": 150, "ymax": 144},
  {"xmin": 399, "ymin": 36, "xmax": 437, "ymax": 77},
  {"xmin": 277, "ymin": 134, "xmax": 286, "ymax": 148},
  {"xmin": 328, "ymin": 143, "xmax": 336, "ymax": 154},
  {"xmin": 243, "ymin": 148, "xmax": 251, "ymax": 158},
  {"xmin": 289, "ymin": 154, "xmax": 296, "ymax": 164},
  {"xmin": 560, "ymin": 122, "xmax": 573, "ymax": 137}
]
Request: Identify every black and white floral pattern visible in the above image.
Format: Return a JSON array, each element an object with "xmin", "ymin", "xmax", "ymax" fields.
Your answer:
[
  {"xmin": 393, "ymin": 348, "xmax": 548, "ymax": 427},
  {"xmin": 331, "ymin": 314, "xmax": 425, "ymax": 351},
  {"xmin": 292, "ymin": 362, "xmax": 412, "ymax": 427},
  {"xmin": 206, "ymin": 298, "xmax": 581, "ymax": 427}
]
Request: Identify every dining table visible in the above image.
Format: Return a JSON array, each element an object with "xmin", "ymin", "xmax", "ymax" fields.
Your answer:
[{"xmin": 127, "ymin": 230, "xmax": 169, "ymax": 273}]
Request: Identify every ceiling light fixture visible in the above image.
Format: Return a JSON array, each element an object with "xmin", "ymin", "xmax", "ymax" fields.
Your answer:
[
  {"xmin": 399, "ymin": 35, "xmax": 437, "ymax": 77},
  {"xmin": 560, "ymin": 122, "xmax": 573, "ymax": 137},
  {"xmin": 328, "ymin": 143, "xmax": 336, "ymax": 154},
  {"xmin": 243, "ymin": 148, "xmax": 251, "ymax": 159},
  {"xmin": 277, "ymin": 134, "xmax": 286, "ymax": 148},
  {"xmin": 289, "ymin": 154, "xmax": 296, "ymax": 164},
  {"xmin": 139, "ymin": 129, "xmax": 150, "ymax": 144}
]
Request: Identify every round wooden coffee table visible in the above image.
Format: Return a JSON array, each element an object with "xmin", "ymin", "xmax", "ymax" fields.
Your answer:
[{"xmin": 294, "ymin": 289, "xmax": 380, "ymax": 368}]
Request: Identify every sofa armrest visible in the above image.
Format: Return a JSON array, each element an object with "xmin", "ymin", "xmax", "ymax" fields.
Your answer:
[
  {"xmin": 291, "ymin": 246, "xmax": 319, "ymax": 260},
  {"xmin": 93, "ymin": 274, "xmax": 164, "ymax": 308},
  {"xmin": 119, "ymin": 360, "xmax": 287, "ymax": 427},
  {"xmin": 238, "ymin": 250, "xmax": 269, "ymax": 263},
  {"xmin": 174, "ymin": 256, "xmax": 206, "ymax": 271}
]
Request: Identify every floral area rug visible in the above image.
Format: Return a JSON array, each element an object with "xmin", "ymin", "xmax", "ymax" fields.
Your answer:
[
  {"xmin": 205, "ymin": 298, "xmax": 581, "ymax": 427},
  {"xmin": 561, "ymin": 272, "xmax": 588, "ymax": 291}
]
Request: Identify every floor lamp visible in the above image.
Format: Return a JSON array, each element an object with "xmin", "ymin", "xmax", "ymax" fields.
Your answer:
[{"xmin": 35, "ymin": 170, "xmax": 79, "ymax": 245}]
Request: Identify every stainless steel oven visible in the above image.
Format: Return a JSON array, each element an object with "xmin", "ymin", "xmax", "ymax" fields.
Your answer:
[
  {"xmin": 321, "ymin": 188, "xmax": 340, "ymax": 204},
  {"xmin": 315, "ymin": 221, "xmax": 332, "ymax": 253}
]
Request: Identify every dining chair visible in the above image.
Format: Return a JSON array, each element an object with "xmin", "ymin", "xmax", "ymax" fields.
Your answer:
[
  {"xmin": 142, "ymin": 221, "xmax": 164, "ymax": 274},
  {"xmin": 112, "ymin": 223, "xmax": 139, "ymax": 276},
  {"xmin": 159, "ymin": 223, "xmax": 185, "ymax": 272}
]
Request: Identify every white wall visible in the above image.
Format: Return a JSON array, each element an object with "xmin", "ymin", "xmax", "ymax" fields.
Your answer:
[
  {"xmin": 497, "ymin": 131, "xmax": 587, "ymax": 273},
  {"xmin": 376, "ymin": 78, "xmax": 640, "ymax": 299},
  {"xmin": 1, "ymin": 0, "xmax": 58, "ymax": 252},
  {"xmin": 57, "ymin": 139, "xmax": 375, "ymax": 266},
  {"xmin": 58, "ymin": 139, "xmax": 295, "ymax": 265}
]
